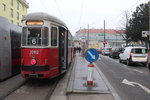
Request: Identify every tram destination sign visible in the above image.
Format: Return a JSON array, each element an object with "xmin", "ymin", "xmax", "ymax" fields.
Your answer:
[{"xmin": 85, "ymin": 48, "xmax": 99, "ymax": 62}]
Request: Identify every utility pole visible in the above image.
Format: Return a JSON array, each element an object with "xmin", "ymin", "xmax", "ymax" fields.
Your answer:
[
  {"xmin": 104, "ymin": 20, "xmax": 106, "ymax": 47},
  {"xmin": 149, "ymin": 1, "xmax": 150, "ymax": 40},
  {"xmin": 87, "ymin": 24, "xmax": 89, "ymax": 49}
]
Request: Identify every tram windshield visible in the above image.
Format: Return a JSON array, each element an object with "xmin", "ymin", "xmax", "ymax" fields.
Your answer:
[{"xmin": 22, "ymin": 27, "xmax": 49, "ymax": 46}]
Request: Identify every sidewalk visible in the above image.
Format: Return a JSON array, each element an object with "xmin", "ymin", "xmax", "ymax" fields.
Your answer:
[{"xmin": 50, "ymin": 53, "xmax": 120, "ymax": 100}]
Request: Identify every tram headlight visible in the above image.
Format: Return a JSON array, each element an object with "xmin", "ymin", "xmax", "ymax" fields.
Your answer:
[{"xmin": 31, "ymin": 59, "xmax": 36, "ymax": 65}]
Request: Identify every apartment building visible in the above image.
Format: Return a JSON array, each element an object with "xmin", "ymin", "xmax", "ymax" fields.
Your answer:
[
  {"xmin": 74, "ymin": 29, "xmax": 126, "ymax": 49},
  {"xmin": 0, "ymin": 0, "xmax": 29, "ymax": 26}
]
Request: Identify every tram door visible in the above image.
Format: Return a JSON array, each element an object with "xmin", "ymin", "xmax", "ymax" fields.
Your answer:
[{"xmin": 59, "ymin": 27, "xmax": 68, "ymax": 73}]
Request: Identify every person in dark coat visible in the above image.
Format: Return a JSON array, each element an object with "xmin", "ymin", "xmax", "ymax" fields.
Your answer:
[
  {"xmin": 74, "ymin": 47, "xmax": 76, "ymax": 54},
  {"xmin": 78, "ymin": 47, "xmax": 81, "ymax": 53}
]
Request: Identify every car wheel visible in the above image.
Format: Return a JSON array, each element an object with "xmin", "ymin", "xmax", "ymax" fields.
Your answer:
[
  {"xmin": 109, "ymin": 55, "xmax": 111, "ymax": 58},
  {"xmin": 127, "ymin": 59, "xmax": 131, "ymax": 66},
  {"xmin": 142, "ymin": 63, "xmax": 147, "ymax": 67},
  {"xmin": 119, "ymin": 58, "xmax": 122, "ymax": 63}
]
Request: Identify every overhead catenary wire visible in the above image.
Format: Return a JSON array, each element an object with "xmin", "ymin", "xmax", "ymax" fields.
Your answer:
[
  {"xmin": 39, "ymin": 0, "xmax": 64, "ymax": 21},
  {"xmin": 108, "ymin": 0, "xmax": 149, "ymax": 29},
  {"xmin": 78, "ymin": 0, "xmax": 85, "ymax": 28},
  {"xmin": 39, "ymin": 0, "xmax": 49, "ymax": 13},
  {"xmin": 54, "ymin": 0, "xmax": 65, "ymax": 21}
]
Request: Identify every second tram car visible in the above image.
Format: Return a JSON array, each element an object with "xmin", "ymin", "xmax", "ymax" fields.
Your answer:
[
  {"xmin": 21, "ymin": 12, "xmax": 74, "ymax": 79},
  {"xmin": 0, "ymin": 16, "xmax": 21, "ymax": 81}
]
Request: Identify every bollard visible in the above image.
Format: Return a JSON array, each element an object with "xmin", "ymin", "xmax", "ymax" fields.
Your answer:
[{"xmin": 87, "ymin": 63, "xmax": 94, "ymax": 85}]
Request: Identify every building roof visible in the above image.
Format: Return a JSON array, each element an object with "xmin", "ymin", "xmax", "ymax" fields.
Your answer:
[
  {"xmin": 19, "ymin": 0, "xmax": 29, "ymax": 8},
  {"xmin": 76, "ymin": 29, "xmax": 125, "ymax": 34}
]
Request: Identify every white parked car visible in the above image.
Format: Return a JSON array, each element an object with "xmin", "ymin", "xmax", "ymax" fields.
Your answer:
[
  {"xmin": 119, "ymin": 46, "xmax": 148, "ymax": 66},
  {"xmin": 102, "ymin": 47, "xmax": 112, "ymax": 55}
]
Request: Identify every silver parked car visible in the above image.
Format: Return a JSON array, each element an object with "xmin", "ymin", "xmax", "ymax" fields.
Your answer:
[{"xmin": 102, "ymin": 47, "xmax": 112, "ymax": 55}]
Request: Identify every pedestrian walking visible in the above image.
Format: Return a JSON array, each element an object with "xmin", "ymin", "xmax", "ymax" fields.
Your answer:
[
  {"xmin": 79, "ymin": 47, "xmax": 81, "ymax": 54},
  {"xmin": 74, "ymin": 47, "xmax": 77, "ymax": 54}
]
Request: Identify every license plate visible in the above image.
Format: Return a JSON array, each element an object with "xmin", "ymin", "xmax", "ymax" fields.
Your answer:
[{"xmin": 29, "ymin": 74, "xmax": 38, "ymax": 78}]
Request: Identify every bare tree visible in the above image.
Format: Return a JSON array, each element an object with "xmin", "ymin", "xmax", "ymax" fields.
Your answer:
[{"xmin": 117, "ymin": 10, "xmax": 131, "ymax": 45}]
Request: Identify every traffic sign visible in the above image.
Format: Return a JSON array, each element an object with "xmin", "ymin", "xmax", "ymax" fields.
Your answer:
[
  {"xmin": 98, "ymin": 34, "xmax": 104, "ymax": 36},
  {"xmin": 142, "ymin": 31, "xmax": 149, "ymax": 37},
  {"xmin": 102, "ymin": 41, "xmax": 107, "ymax": 44},
  {"xmin": 85, "ymin": 48, "xmax": 99, "ymax": 62}
]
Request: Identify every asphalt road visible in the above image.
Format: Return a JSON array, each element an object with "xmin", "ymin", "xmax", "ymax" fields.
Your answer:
[{"xmin": 96, "ymin": 55, "xmax": 150, "ymax": 100}]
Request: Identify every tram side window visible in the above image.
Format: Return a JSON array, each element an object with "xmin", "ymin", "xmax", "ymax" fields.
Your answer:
[
  {"xmin": 41, "ymin": 28, "xmax": 49, "ymax": 46},
  {"xmin": 51, "ymin": 27, "xmax": 57, "ymax": 46},
  {"xmin": 22, "ymin": 27, "xmax": 48, "ymax": 46}
]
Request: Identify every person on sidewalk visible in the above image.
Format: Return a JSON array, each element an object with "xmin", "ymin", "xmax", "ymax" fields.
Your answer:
[
  {"xmin": 74, "ymin": 47, "xmax": 76, "ymax": 54},
  {"xmin": 78, "ymin": 47, "xmax": 82, "ymax": 54}
]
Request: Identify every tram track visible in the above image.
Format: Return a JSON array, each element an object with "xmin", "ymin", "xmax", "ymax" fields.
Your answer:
[
  {"xmin": 44, "ymin": 76, "xmax": 62, "ymax": 100},
  {"xmin": 3, "ymin": 76, "xmax": 62, "ymax": 100},
  {"xmin": 0, "ymin": 80, "xmax": 27, "ymax": 100},
  {"xmin": 0, "ymin": 75, "xmax": 27, "ymax": 100}
]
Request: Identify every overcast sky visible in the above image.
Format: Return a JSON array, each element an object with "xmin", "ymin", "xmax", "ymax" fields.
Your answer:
[{"xmin": 26, "ymin": 0, "xmax": 149, "ymax": 35}]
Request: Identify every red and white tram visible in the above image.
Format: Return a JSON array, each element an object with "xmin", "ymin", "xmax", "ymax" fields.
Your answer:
[{"xmin": 21, "ymin": 12, "xmax": 74, "ymax": 79}]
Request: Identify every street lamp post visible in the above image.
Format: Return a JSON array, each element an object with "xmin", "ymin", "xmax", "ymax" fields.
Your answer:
[
  {"xmin": 87, "ymin": 24, "xmax": 89, "ymax": 49},
  {"xmin": 104, "ymin": 20, "xmax": 106, "ymax": 47},
  {"xmin": 149, "ymin": 1, "xmax": 150, "ymax": 40}
]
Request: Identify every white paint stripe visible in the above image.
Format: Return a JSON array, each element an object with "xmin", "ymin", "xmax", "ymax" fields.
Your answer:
[
  {"xmin": 87, "ymin": 67, "xmax": 93, "ymax": 81},
  {"xmin": 134, "ymin": 69, "xmax": 144, "ymax": 73},
  {"xmin": 122, "ymin": 79, "xmax": 150, "ymax": 94}
]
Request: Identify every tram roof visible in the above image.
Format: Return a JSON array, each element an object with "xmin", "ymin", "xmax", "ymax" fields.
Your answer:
[{"xmin": 22, "ymin": 12, "xmax": 67, "ymax": 28}]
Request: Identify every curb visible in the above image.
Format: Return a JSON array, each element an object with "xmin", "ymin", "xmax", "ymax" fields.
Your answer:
[{"xmin": 66, "ymin": 55, "xmax": 77, "ymax": 94}]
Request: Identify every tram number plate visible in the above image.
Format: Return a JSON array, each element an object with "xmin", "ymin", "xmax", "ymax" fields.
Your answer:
[{"xmin": 29, "ymin": 74, "xmax": 38, "ymax": 78}]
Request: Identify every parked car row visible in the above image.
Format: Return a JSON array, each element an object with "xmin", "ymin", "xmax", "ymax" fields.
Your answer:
[
  {"xmin": 98, "ymin": 47, "xmax": 123, "ymax": 59},
  {"xmin": 98, "ymin": 46, "xmax": 149, "ymax": 68}
]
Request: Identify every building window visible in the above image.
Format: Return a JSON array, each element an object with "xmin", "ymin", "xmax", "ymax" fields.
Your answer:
[
  {"xmin": 2, "ymin": 3, "xmax": 6, "ymax": 11},
  {"xmin": 17, "ymin": 2, "xmax": 19, "ymax": 10},
  {"xmin": 17, "ymin": 12, "xmax": 19, "ymax": 20},
  {"xmin": 10, "ymin": 0, "xmax": 13, "ymax": 6},
  {"xmin": 22, "ymin": 5, "xmax": 24, "ymax": 10},
  {"xmin": 10, "ymin": 8, "xmax": 13, "ymax": 17},
  {"xmin": 11, "ymin": 20, "xmax": 13, "ymax": 23}
]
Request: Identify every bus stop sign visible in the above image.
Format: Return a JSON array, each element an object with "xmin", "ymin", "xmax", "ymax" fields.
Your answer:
[{"xmin": 85, "ymin": 48, "xmax": 99, "ymax": 62}]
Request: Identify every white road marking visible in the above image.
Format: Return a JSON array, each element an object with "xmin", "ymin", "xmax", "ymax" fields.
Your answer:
[
  {"xmin": 88, "ymin": 51, "xmax": 95, "ymax": 59},
  {"xmin": 133, "ymin": 69, "xmax": 144, "ymax": 73},
  {"xmin": 122, "ymin": 79, "xmax": 150, "ymax": 94}
]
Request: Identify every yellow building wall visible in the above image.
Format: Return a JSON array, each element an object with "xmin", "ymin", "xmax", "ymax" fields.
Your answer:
[{"xmin": 0, "ymin": 0, "xmax": 28, "ymax": 26}]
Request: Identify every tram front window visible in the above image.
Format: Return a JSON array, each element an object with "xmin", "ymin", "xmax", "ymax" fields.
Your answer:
[{"xmin": 22, "ymin": 27, "xmax": 48, "ymax": 46}]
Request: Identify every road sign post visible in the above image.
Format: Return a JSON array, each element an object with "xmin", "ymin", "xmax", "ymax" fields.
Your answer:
[{"xmin": 85, "ymin": 48, "xmax": 99, "ymax": 86}]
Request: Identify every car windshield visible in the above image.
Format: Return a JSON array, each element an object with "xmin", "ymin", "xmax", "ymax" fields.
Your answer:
[{"xmin": 131, "ymin": 48, "xmax": 147, "ymax": 54}]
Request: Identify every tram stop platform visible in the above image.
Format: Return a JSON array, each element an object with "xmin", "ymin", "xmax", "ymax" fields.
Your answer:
[{"xmin": 50, "ymin": 53, "xmax": 120, "ymax": 100}]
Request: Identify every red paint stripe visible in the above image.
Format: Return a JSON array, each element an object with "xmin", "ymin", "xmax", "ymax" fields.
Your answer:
[{"xmin": 87, "ymin": 81, "xmax": 93, "ymax": 85}]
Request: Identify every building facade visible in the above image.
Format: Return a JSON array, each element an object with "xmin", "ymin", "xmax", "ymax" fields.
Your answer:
[
  {"xmin": 74, "ymin": 29, "xmax": 126, "ymax": 49},
  {"xmin": 0, "ymin": 0, "xmax": 29, "ymax": 26}
]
